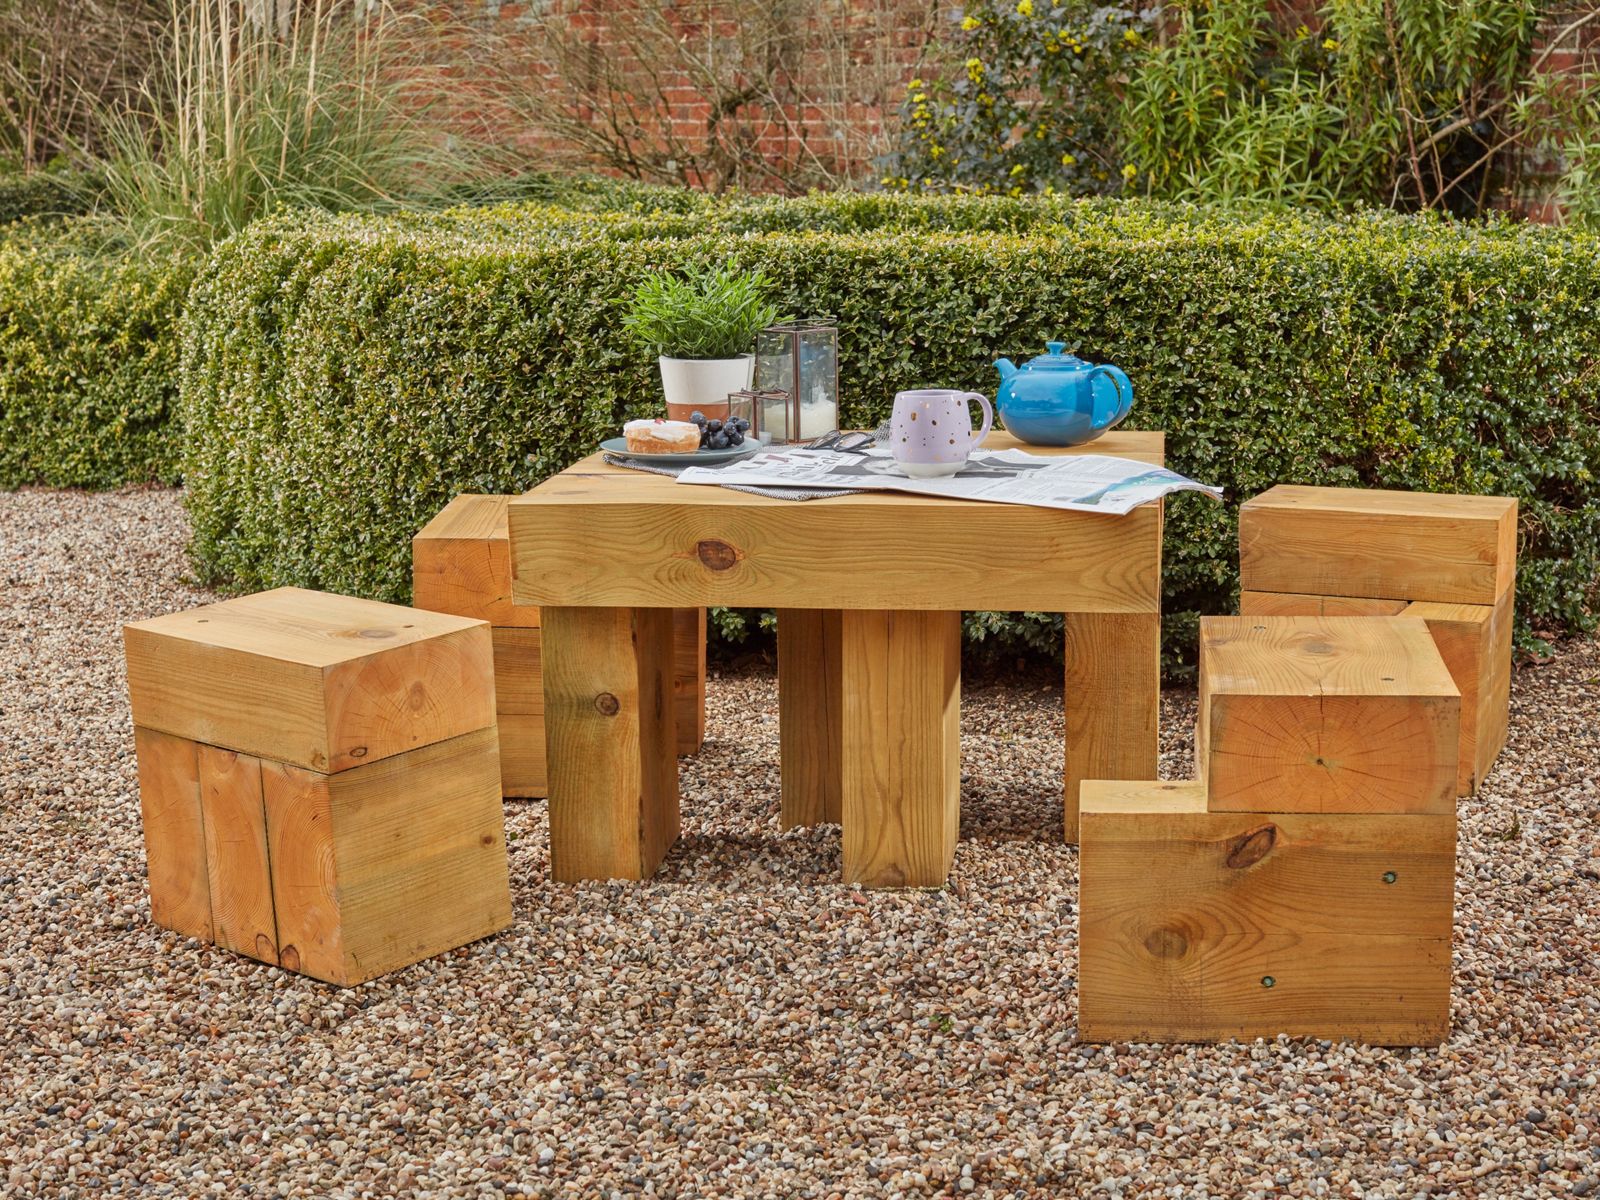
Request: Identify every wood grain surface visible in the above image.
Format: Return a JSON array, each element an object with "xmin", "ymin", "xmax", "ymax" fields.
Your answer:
[
  {"xmin": 777, "ymin": 608, "xmax": 843, "ymax": 829},
  {"xmin": 672, "ymin": 607, "xmax": 707, "ymax": 755},
  {"xmin": 1063, "ymin": 610, "xmax": 1160, "ymax": 843},
  {"xmin": 543, "ymin": 606, "xmax": 680, "ymax": 882},
  {"xmin": 125, "ymin": 588, "xmax": 495, "ymax": 772},
  {"xmin": 412, "ymin": 494, "xmax": 540, "ymax": 628},
  {"xmin": 1239, "ymin": 485, "xmax": 1517, "ymax": 605},
  {"xmin": 1403, "ymin": 586, "xmax": 1514, "ymax": 795},
  {"xmin": 507, "ymin": 434, "xmax": 1165, "ymax": 612},
  {"xmin": 840, "ymin": 609, "xmax": 961, "ymax": 888},
  {"xmin": 260, "ymin": 727, "xmax": 511, "ymax": 986},
  {"xmin": 1199, "ymin": 616, "xmax": 1460, "ymax": 814},
  {"xmin": 133, "ymin": 727, "xmax": 212, "ymax": 943},
  {"xmin": 1078, "ymin": 779, "xmax": 1455, "ymax": 1045},
  {"xmin": 198, "ymin": 744, "xmax": 277, "ymax": 965},
  {"xmin": 1240, "ymin": 590, "xmax": 1409, "ymax": 618}
]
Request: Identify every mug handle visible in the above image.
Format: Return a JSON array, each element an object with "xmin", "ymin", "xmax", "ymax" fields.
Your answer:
[
  {"xmin": 965, "ymin": 392, "xmax": 994, "ymax": 449},
  {"xmin": 1087, "ymin": 366, "xmax": 1133, "ymax": 432}
]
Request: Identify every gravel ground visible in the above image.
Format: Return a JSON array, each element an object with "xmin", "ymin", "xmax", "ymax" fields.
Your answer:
[{"xmin": 2, "ymin": 485, "xmax": 1599, "ymax": 1200}]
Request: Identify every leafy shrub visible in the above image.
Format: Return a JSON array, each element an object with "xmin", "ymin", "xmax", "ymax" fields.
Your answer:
[
  {"xmin": 0, "ymin": 219, "xmax": 195, "ymax": 487},
  {"xmin": 881, "ymin": 1, "xmax": 1156, "ymax": 197},
  {"xmin": 892, "ymin": 0, "xmax": 1600, "ymax": 222},
  {"xmin": 181, "ymin": 195, "xmax": 1600, "ymax": 668},
  {"xmin": 0, "ymin": 168, "xmax": 103, "ymax": 225}
]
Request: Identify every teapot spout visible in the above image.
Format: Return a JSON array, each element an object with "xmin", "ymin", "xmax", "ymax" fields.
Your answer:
[{"xmin": 994, "ymin": 357, "xmax": 1018, "ymax": 382}]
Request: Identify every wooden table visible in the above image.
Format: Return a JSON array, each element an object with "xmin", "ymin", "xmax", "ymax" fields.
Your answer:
[{"xmin": 507, "ymin": 430, "xmax": 1165, "ymax": 887}]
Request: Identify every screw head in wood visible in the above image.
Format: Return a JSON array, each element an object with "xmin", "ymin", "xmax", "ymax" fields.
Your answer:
[
  {"xmin": 1261, "ymin": 975, "xmax": 1276, "ymax": 988},
  {"xmin": 1382, "ymin": 870, "xmax": 1397, "ymax": 884}
]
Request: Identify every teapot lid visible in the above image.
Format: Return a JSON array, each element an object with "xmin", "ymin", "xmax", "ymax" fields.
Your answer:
[{"xmin": 1024, "ymin": 341, "xmax": 1088, "ymax": 370}]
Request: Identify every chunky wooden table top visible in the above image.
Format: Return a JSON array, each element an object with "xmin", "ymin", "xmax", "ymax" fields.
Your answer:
[{"xmin": 508, "ymin": 429, "xmax": 1166, "ymax": 613}]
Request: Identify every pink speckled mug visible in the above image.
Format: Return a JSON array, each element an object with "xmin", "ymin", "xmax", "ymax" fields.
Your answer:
[{"xmin": 890, "ymin": 389, "xmax": 995, "ymax": 478}]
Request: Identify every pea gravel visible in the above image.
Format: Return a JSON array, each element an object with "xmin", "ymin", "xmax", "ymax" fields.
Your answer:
[{"xmin": 3, "ymin": 485, "xmax": 1599, "ymax": 1200}]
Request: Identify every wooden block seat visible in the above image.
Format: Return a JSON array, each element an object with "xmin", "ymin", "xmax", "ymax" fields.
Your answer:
[
  {"xmin": 1198, "ymin": 615, "xmax": 1461, "ymax": 814},
  {"xmin": 124, "ymin": 587, "xmax": 513, "ymax": 985},
  {"xmin": 413, "ymin": 493, "xmax": 707, "ymax": 800},
  {"xmin": 1078, "ymin": 779, "xmax": 1454, "ymax": 1045},
  {"xmin": 1239, "ymin": 484, "xmax": 1517, "ymax": 794}
]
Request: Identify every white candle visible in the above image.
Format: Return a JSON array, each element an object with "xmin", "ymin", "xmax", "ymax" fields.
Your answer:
[{"xmin": 761, "ymin": 397, "xmax": 837, "ymax": 442}]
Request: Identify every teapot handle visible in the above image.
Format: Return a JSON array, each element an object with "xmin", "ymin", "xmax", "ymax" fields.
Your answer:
[
  {"xmin": 1087, "ymin": 365, "xmax": 1133, "ymax": 432},
  {"xmin": 964, "ymin": 392, "xmax": 994, "ymax": 449}
]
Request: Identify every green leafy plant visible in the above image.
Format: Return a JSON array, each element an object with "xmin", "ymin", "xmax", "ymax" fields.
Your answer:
[
  {"xmin": 89, "ymin": 0, "xmax": 473, "ymax": 253},
  {"xmin": 0, "ymin": 218, "xmax": 196, "ymax": 487},
  {"xmin": 893, "ymin": 0, "xmax": 1600, "ymax": 222},
  {"xmin": 623, "ymin": 262, "xmax": 779, "ymax": 360},
  {"xmin": 0, "ymin": 166, "xmax": 105, "ymax": 224},
  {"xmin": 881, "ymin": 1, "xmax": 1156, "ymax": 196}
]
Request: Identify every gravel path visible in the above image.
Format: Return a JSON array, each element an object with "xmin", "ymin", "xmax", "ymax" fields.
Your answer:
[{"xmin": 2, "ymin": 485, "xmax": 1599, "ymax": 1199}]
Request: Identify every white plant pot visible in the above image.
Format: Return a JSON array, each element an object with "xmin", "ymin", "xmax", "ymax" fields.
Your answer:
[{"xmin": 658, "ymin": 355, "xmax": 754, "ymax": 421}]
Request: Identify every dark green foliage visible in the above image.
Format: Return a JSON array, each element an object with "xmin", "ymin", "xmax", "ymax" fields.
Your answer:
[
  {"xmin": 0, "ymin": 168, "xmax": 103, "ymax": 225},
  {"xmin": 0, "ymin": 219, "xmax": 195, "ymax": 487},
  {"xmin": 180, "ymin": 194, "xmax": 1600, "ymax": 669}
]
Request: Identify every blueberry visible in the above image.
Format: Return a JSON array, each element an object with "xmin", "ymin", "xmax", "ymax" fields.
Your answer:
[
  {"xmin": 689, "ymin": 410, "xmax": 706, "ymax": 426},
  {"xmin": 726, "ymin": 430, "xmax": 744, "ymax": 446},
  {"xmin": 707, "ymin": 419, "xmax": 723, "ymax": 433},
  {"xmin": 709, "ymin": 432, "xmax": 730, "ymax": 449}
]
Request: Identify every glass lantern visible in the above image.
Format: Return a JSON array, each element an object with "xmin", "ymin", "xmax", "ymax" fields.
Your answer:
[
  {"xmin": 754, "ymin": 318, "xmax": 839, "ymax": 444},
  {"xmin": 726, "ymin": 388, "xmax": 789, "ymax": 445}
]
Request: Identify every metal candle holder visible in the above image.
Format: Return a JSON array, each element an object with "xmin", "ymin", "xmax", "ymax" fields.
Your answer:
[{"xmin": 754, "ymin": 318, "xmax": 839, "ymax": 444}]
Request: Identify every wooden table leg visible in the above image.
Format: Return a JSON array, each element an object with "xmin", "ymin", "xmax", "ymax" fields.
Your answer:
[
  {"xmin": 778, "ymin": 608, "xmax": 842, "ymax": 829},
  {"xmin": 840, "ymin": 609, "xmax": 961, "ymax": 888},
  {"xmin": 1063, "ymin": 611, "xmax": 1160, "ymax": 844},
  {"xmin": 672, "ymin": 607, "xmax": 707, "ymax": 756},
  {"xmin": 542, "ymin": 606, "xmax": 679, "ymax": 882}
]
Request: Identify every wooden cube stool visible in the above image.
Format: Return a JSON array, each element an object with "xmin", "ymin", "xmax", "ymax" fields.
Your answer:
[
  {"xmin": 1078, "ymin": 780, "xmax": 1454, "ymax": 1045},
  {"xmin": 1239, "ymin": 484, "xmax": 1517, "ymax": 794},
  {"xmin": 413, "ymin": 494, "xmax": 707, "ymax": 799},
  {"xmin": 1199, "ymin": 615, "xmax": 1461, "ymax": 814},
  {"xmin": 124, "ymin": 587, "xmax": 513, "ymax": 985}
]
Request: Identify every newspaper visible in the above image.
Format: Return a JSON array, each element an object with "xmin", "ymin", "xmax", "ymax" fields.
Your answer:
[{"xmin": 676, "ymin": 447, "xmax": 1221, "ymax": 514}]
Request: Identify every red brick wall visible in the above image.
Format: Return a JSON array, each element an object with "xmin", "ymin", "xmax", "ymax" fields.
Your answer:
[
  {"xmin": 457, "ymin": 1, "xmax": 1594, "ymax": 211},
  {"xmin": 465, "ymin": 0, "xmax": 944, "ymax": 192}
]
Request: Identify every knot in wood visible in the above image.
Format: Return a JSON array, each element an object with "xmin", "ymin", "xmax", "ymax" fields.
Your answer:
[
  {"xmin": 1143, "ymin": 926, "xmax": 1189, "ymax": 959},
  {"xmin": 696, "ymin": 539, "xmax": 740, "ymax": 571},
  {"xmin": 1225, "ymin": 823, "xmax": 1278, "ymax": 869},
  {"xmin": 594, "ymin": 692, "xmax": 621, "ymax": 717},
  {"xmin": 356, "ymin": 627, "xmax": 397, "ymax": 639}
]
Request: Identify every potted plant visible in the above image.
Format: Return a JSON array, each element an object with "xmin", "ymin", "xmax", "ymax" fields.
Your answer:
[{"xmin": 624, "ymin": 263, "xmax": 779, "ymax": 421}]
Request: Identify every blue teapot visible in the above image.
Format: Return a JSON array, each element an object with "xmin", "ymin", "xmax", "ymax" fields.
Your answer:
[{"xmin": 993, "ymin": 342, "xmax": 1133, "ymax": 447}]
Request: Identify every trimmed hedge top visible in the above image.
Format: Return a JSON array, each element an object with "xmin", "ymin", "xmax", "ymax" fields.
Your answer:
[{"xmin": 179, "ymin": 193, "xmax": 1600, "ymax": 663}]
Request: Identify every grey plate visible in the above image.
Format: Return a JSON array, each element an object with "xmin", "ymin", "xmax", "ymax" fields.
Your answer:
[{"xmin": 600, "ymin": 437, "xmax": 761, "ymax": 466}]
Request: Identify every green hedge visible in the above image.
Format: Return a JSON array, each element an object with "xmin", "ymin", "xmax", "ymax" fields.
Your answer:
[
  {"xmin": 0, "ymin": 168, "xmax": 102, "ymax": 225},
  {"xmin": 180, "ymin": 195, "xmax": 1600, "ymax": 665},
  {"xmin": 0, "ymin": 220, "xmax": 195, "ymax": 488}
]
